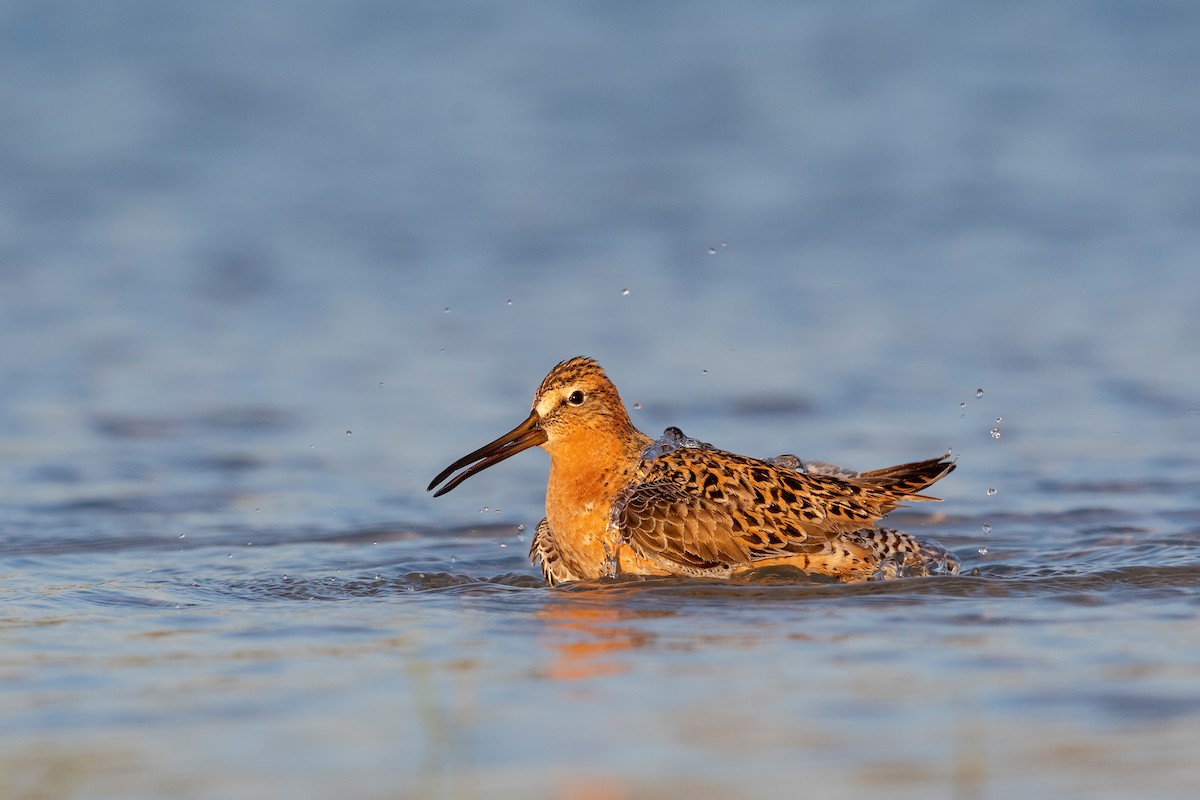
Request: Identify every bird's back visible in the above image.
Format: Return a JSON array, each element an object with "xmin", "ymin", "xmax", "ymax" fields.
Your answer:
[{"xmin": 613, "ymin": 443, "xmax": 955, "ymax": 576}]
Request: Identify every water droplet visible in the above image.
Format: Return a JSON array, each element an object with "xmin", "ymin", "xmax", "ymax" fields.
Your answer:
[
  {"xmin": 506, "ymin": 299, "xmax": 512, "ymax": 306},
  {"xmin": 986, "ymin": 487, "xmax": 997, "ymax": 496},
  {"xmin": 178, "ymin": 533, "xmax": 186, "ymax": 539},
  {"xmin": 480, "ymin": 506, "xmax": 489, "ymax": 513},
  {"xmin": 702, "ymin": 369, "xmax": 708, "ymax": 375},
  {"xmin": 227, "ymin": 553, "xmax": 233, "ymax": 559},
  {"xmin": 516, "ymin": 523, "xmax": 526, "ymax": 533},
  {"xmin": 346, "ymin": 430, "xmax": 352, "ymax": 436},
  {"xmin": 634, "ymin": 402, "xmax": 641, "ymax": 409},
  {"xmin": 982, "ymin": 523, "xmax": 992, "ymax": 534},
  {"xmin": 621, "ymin": 288, "xmax": 630, "ymax": 296},
  {"xmin": 495, "ymin": 508, "xmax": 501, "ymax": 514},
  {"xmin": 707, "ymin": 247, "xmax": 717, "ymax": 255},
  {"xmin": 975, "ymin": 388, "xmax": 984, "ymax": 398},
  {"xmin": 255, "ymin": 507, "xmax": 260, "ymax": 512},
  {"xmin": 450, "ymin": 555, "xmax": 456, "ymax": 562},
  {"xmin": 995, "ymin": 416, "xmax": 1003, "ymax": 424},
  {"xmin": 990, "ymin": 428, "xmax": 1001, "ymax": 439},
  {"xmin": 720, "ymin": 241, "xmax": 728, "ymax": 248},
  {"xmin": 443, "ymin": 307, "xmax": 450, "ymax": 313},
  {"xmin": 977, "ymin": 546, "xmax": 989, "ymax": 555},
  {"xmin": 246, "ymin": 542, "xmax": 253, "ymax": 547},
  {"xmin": 959, "ymin": 402, "xmax": 966, "ymax": 409},
  {"xmin": 499, "ymin": 543, "xmax": 507, "ymax": 548},
  {"xmin": 309, "ymin": 444, "xmax": 316, "ymax": 449},
  {"xmin": 379, "ymin": 382, "xmax": 384, "ymax": 387},
  {"xmin": 600, "ymin": 541, "xmax": 619, "ymax": 579}
]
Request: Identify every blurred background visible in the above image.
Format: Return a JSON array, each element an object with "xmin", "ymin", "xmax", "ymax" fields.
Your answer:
[{"xmin": 2, "ymin": 1, "xmax": 1199, "ymax": 798}]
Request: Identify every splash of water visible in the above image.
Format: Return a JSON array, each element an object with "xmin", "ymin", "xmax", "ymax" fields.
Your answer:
[
  {"xmin": 871, "ymin": 540, "xmax": 961, "ymax": 580},
  {"xmin": 641, "ymin": 426, "xmax": 715, "ymax": 460},
  {"xmin": 765, "ymin": 454, "xmax": 803, "ymax": 470}
]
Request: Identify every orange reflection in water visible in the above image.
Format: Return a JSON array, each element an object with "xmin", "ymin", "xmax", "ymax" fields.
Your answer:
[{"xmin": 533, "ymin": 590, "xmax": 670, "ymax": 681}]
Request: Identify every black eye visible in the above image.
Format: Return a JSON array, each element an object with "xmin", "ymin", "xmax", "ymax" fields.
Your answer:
[{"xmin": 567, "ymin": 390, "xmax": 585, "ymax": 406}]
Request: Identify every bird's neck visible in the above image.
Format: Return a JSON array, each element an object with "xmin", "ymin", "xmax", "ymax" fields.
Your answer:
[{"xmin": 543, "ymin": 425, "xmax": 652, "ymax": 577}]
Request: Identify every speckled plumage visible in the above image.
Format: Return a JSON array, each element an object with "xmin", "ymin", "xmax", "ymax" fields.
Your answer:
[{"xmin": 429, "ymin": 357, "xmax": 959, "ymax": 586}]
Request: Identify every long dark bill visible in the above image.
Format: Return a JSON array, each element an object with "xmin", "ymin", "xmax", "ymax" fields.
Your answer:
[{"xmin": 427, "ymin": 410, "xmax": 547, "ymax": 497}]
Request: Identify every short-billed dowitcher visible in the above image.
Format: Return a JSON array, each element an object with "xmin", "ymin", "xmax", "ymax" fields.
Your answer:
[{"xmin": 428, "ymin": 357, "xmax": 958, "ymax": 585}]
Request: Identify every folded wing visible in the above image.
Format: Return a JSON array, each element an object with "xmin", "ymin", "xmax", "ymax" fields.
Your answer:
[{"xmin": 617, "ymin": 449, "xmax": 954, "ymax": 574}]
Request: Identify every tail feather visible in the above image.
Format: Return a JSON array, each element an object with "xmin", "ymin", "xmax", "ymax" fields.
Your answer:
[{"xmin": 857, "ymin": 454, "xmax": 956, "ymax": 501}]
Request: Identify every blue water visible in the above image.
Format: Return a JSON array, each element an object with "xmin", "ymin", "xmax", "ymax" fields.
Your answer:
[{"xmin": 3, "ymin": 1, "xmax": 1200, "ymax": 797}]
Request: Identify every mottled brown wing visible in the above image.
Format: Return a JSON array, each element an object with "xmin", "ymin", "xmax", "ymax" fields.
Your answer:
[
  {"xmin": 619, "ymin": 479, "xmax": 756, "ymax": 571},
  {"xmin": 529, "ymin": 517, "xmax": 579, "ymax": 586},
  {"xmin": 618, "ymin": 448, "xmax": 954, "ymax": 573}
]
